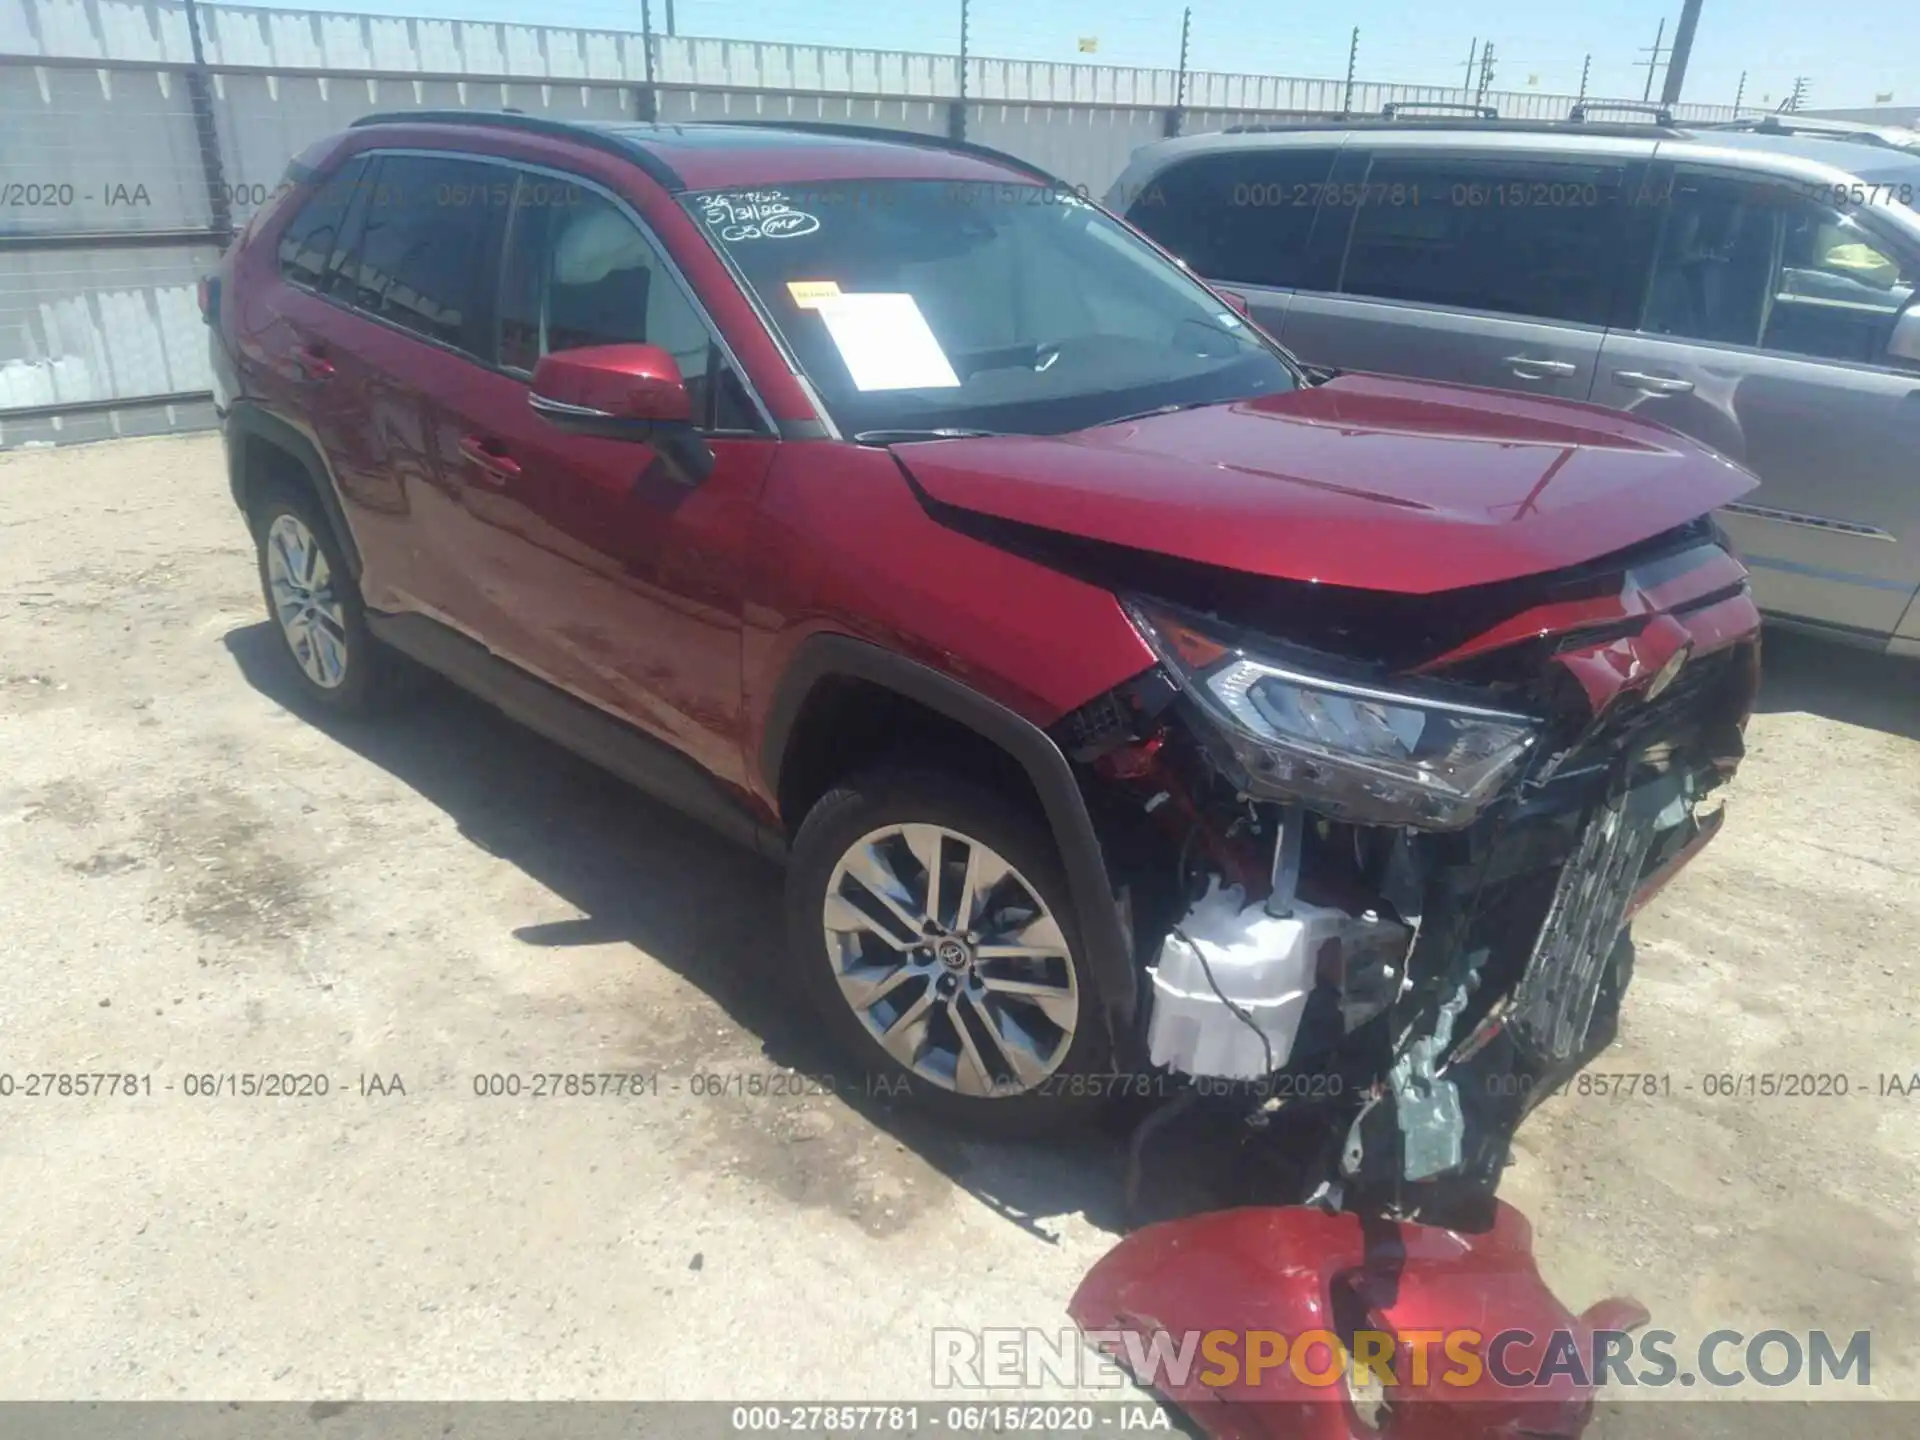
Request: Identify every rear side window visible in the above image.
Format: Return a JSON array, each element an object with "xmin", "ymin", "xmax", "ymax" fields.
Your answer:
[
  {"xmin": 276, "ymin": 157, "xmax": 368, "ymax": 290},
  {"xmin": 1339, "ymin": 154, "xmax": 1633, "ymax": 326},
  {"xmin": 334, "ymin": 153, "xmax": 507, "ymax": 357},
  {"xmin": 1126, "ymin": 148, "xmax": 1339, "ymax": 289}
]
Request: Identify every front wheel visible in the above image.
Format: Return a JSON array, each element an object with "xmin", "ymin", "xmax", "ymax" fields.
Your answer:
[{"xmin": 785, "ymin": 767, "xmax": 1113, "ymax": 1136}]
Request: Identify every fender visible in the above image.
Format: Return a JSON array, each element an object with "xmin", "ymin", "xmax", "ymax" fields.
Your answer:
[
  {"xmin": 761, "ymin": 634, "xmax": 1138, "ymax": 1032},
  {"xmin": 223, "ymin": 400, "xmax": 364, "ymax": 580}
]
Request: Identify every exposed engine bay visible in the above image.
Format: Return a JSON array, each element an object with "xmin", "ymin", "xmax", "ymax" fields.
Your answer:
[{"xmin": 1053, "ymin": 518, "xmax": 1761, "ymax": 1233}]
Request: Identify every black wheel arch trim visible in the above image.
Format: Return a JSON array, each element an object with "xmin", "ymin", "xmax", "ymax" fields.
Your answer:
[
  {"xmin": 224, "ymin": 400, "xmax": 364, "ymax": 580},
  {"xmin": 761, "ymin": 634, "xmax": 1137, "ymax": 1031}
]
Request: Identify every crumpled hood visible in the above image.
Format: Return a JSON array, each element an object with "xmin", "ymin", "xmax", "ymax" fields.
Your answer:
[{"xmin": 892, "ymin": 373, "xmax": 1757, "ymax": 595}]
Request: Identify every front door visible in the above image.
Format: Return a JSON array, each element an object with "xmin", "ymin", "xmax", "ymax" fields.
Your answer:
[
  {"xmin": 1590, "ymin": 168, "xmax": 1920, "ymax": 638},
  {"xmin": 428, "ymin": 172, "xmax": 777, "ymax": 787}
]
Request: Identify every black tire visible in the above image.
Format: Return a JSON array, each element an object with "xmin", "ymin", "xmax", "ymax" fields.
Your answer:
[
  {"xmin": 785, "ymin": 766, "xmax": 1115, "ymax": 1137},
  {"xmin": 250, "ymin": 482, "xmax": 401, "ymax": 717}
]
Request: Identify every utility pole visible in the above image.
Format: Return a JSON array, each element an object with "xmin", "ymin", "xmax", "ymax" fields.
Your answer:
[
  {"xmin": 1462, "ymin": 36, "xmax": 1478, "ymax": 96},
  {"xmin": 178, "ymin": 0, "xmax": 233, "ymax": 243},
  {"xmin": 1577, "ymin": 53, "xmax": 1591, "ymax": 103},
  {"xmin": 1342, "ymin": 27, "xmax": 1360, "ymax": 115},
  {"xmin": 638, "ymin": 0, "xmax": 657, "ymax": 119},
  {"xmin": 1783, "ymin": 76, "xmax": 1808, "ymax": 112},
  {"xmin": 1732, "ymin": 70, "xmax": 1746, "ymax": 113},
  {"xmin": 950, "ymin": 0, "xmax": 970, "ymax": 141},
  {"xmin": 1638, "ymin": 17, "xmax": 1667, "ymax": 103},
  {"xmin": 1660, "ymin": 0, "xmax": 1704, "ymax": 105},
  {"xmin": 1166, "ymin": 7, "xmax": 1191, "ymax": 138},
  {"xmin": 1476, "ymin": 40, "xmax": 1496, "ymax": 105}
]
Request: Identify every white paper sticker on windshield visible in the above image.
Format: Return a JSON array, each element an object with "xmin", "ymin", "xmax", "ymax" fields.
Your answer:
[{"xmin": 813, "ymin": 293, "xmax": 960, "ymax": 391}]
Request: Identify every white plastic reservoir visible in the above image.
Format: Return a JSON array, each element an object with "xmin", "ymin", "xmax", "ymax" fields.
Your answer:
[{"xmin": 1146, "ymin": 878, "xmax": 1357, "ymax": 1082}]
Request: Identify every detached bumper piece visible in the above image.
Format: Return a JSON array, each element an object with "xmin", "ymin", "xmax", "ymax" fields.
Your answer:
[{"xmin": 1070, "ymin": 1201, "xmax": 1648, "ymax": 1440}]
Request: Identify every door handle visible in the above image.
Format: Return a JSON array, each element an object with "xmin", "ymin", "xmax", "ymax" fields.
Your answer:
[
  {"xmin": 292, "ymin": 345, "xmax": 334, "ymax": 381},
  {"xmin": 457, "ymin": 435, "xmax": 522, "ymax": 483},
  {"xmin": 1614, "ymin": 370, "xmax": 1695, "ymax": 396},
  {"xmin": 1505, "ymin": 355, "xmax": 1578, "ymax": 380}
]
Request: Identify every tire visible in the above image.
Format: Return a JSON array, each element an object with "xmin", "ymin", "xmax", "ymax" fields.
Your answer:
[
  {"xmin": 250, "ymin": 482, "xmax": 400, "ymax": 716},
  {"xmin": 786, "ymin": 766, "xmax": 1114, "ymax": 1137}
]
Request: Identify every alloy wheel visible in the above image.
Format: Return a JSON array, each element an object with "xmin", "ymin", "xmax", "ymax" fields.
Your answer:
[
  {"xmin": 265, "ymin": 512, "xmax": 350, "ymax": 690},
  {"xmin": 821, "ymin": 823, "xmax": 1079, "ymax": 1097}
]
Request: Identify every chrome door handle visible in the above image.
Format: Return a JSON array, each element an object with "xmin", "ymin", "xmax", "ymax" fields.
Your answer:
[
  {"xmin": 1505, "ymin": 355, "xmax": 1578, "ymax": 379},
  {"xmin": 1614, "ymin": 370, "xmax": 1695, "ymax": 395}
]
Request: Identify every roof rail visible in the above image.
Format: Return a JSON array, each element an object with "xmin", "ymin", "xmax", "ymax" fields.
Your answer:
[
  {"xmin": 1693, "ymin": 114, "xmax": 1920, "ymax": 152},
  {"xmin": 1568, "ymin": 99, "xmax": 1675, "ymax": 126},
  {"xmin": 1381, "ymin": 100, "xmax": 1500, "ymax": 120},
  {"xmin": 700, "ymin": 120, "xmax": 1063, "ymax": 186},
  {"xmin": 348, "ymin": 109, "xmax": 687, "ymax": 190},
  {"xmin": 1218, "ymin": 114, "xmax": 1683, "ymax": 141}
]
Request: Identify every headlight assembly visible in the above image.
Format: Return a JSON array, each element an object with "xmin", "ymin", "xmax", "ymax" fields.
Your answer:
[{"xmin": 1126, "ymin": 599, "xmax": 1539, "ymax": 829}]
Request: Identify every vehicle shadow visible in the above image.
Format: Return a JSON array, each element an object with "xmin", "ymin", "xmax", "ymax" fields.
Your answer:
[
  {"xmin": 1753, "ymin": 625, "xmax": 1919, "ymax": 742},
  {"xmin": 223, "ymin": 623, "xmax": 1253, "ymax": 1242}
]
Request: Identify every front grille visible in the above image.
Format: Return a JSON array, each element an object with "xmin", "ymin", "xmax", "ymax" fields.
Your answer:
[{"xmin": 1507, "ymin": 788, "xmax": 1658, "ymax": 1062}]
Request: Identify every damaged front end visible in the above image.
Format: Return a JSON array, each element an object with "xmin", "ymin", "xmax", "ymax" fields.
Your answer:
[{"xmin": 1056, "ymin": 518, "xmax": 1761, "ymax": 1231}]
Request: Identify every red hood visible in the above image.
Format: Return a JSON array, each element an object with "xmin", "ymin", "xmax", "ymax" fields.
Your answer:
[{"xmin": 893, "ymin": 374, "xmax": 1757, "ymax": 595}]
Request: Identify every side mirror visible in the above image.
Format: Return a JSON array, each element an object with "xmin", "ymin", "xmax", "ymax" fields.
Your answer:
[
  {"xmin": 528, "ymin": 343, "xmax": 693, "ymax": 440},
  {"xmin": 1887, "ymin": 299, "xmax": 1920, "ymax": 365}
]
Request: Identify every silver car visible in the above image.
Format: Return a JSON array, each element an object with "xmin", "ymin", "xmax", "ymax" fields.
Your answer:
[{"xmin": 1110, "ymin": 114, "xmax": 1920, "ymax": 656}]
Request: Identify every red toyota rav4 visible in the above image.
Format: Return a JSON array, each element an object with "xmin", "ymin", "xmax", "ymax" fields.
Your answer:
[{"xmin": 208, "ymin": 113, "xmax": 1761, "ymax": 1227}]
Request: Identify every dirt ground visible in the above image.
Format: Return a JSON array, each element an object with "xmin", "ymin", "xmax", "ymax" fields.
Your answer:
[{"xmin": 2, "ymin": 434, "xmax": 1916, "ymax": 1421}]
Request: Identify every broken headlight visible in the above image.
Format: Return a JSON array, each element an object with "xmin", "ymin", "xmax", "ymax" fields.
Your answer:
[{"xmin": 1126, "ymin": 600, "xmax": 1540, "ymax": 829}]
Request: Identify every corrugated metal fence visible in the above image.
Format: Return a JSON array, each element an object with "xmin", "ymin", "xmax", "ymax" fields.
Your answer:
[{"xmin": 0, "ymin": 0, "xmax": 1749, "ymax": 445}]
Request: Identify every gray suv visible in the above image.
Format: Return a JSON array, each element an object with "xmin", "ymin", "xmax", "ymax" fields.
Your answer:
[{"xmin": 1110, "ymin": 113, "xmax": 1920, "ymax": 655}]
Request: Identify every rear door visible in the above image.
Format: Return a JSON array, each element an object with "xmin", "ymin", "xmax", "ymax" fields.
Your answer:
[
  {"xmin": 1121, "ymin": 144, "xmax": 1342, "ymax": 338},
  {"xmin": 251, "ymin": 153, "xmax": 437, "ymax": 608},
  {"xmin": 321, "ymin": 151, "xmax": 514, "ymax": 625},
  {"xmin": 1592, "ymin": 166, "xmax": 1920, "ymax": 637},
  {"xmin": 1278, "ymin": 146, "xmax": 1646, "ymax": 402}
]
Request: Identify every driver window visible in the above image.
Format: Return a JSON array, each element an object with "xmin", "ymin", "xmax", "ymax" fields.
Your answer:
[
  {"xmin": 1766, "ymin": 201, "xmax": 1915, "ymax": 365},
  {"xmin": 496, "ymin": 180, "xmax": 759, "ymax": 430},
  {"xmin": 1642, "ymin": 174, "xmax": 1917, "ymax": 366}
]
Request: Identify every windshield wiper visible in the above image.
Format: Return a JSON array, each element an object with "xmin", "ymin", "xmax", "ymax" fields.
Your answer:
[
  {"xmin": 1096, "ymin": 400, "xmax": 1220, "ymax": 428},
  {"xmin": 853, "ymin": 427, "xmax": 1003, "ymax": 445}
]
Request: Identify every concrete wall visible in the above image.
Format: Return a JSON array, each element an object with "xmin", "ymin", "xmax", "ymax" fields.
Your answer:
[{"xmin": 0, "ymin": 0, "xmax": 1753, "ymax": 435}]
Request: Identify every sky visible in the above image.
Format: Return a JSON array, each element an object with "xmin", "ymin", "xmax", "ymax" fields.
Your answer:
[{"xmin": 208, "ymin": 0, "xmax": 1917, "ymax": 110}]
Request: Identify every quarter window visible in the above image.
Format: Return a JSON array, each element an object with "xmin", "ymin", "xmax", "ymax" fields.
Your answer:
[{"xmin": 277, "ymin": 157, "xmax": 368, "ymax": 290}]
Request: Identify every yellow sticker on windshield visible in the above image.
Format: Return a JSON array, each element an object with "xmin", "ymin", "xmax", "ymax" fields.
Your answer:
[{"xmin": 787, "ymin": 280, "xmax": 843, "ymax": 310}]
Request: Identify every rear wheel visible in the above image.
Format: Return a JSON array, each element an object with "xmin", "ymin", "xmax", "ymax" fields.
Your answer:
[
  {"xmin": 786, "ymin": 767, "xmax": 1113, "ymax": 1136},
  {"xmin": 251, "ymin": 485, "xmax": 399, "ymax": 716}
]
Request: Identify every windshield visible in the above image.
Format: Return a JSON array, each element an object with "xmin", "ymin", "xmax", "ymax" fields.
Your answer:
[{"xmin": 685, "ymin": 179, "xmax": 1297, "ymax": 437}]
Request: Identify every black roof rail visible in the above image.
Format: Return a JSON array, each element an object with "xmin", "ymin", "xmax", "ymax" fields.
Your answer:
[
  {"xmin": 699, "ymin": 119, "xmax": 1064, "ymax": 187},
  {"xmin": 1381, "ymin": 100, "xmax": 1500, "ymax": 120},
  {"xmin": 1568, "ymin": 99, "xmax": 1675, "ymax": 126},
  {"xmin": 349, "ymin": 109, "xmax": 687, "ymax": 190}
]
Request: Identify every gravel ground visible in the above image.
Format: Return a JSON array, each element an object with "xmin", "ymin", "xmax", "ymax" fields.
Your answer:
[{"xmin": 1, "ymin": 434, "xmax": 1915, "ymax": 1420}]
